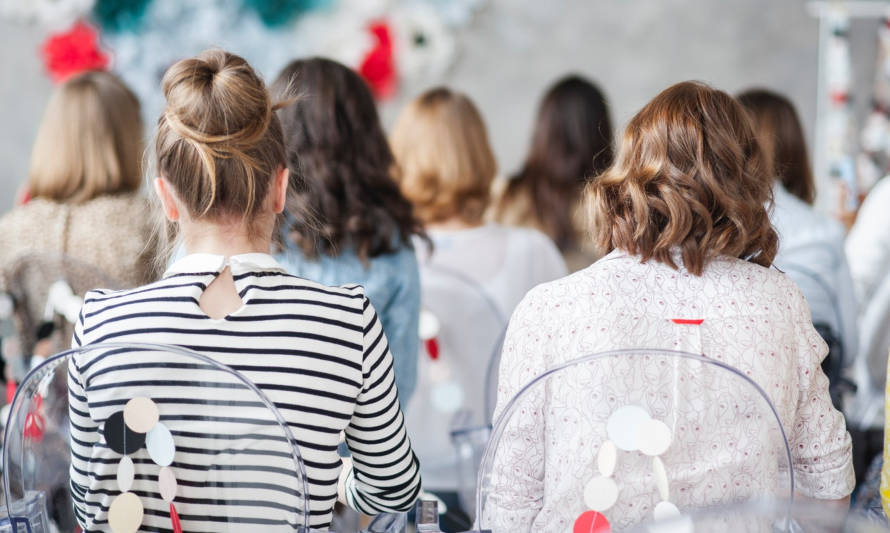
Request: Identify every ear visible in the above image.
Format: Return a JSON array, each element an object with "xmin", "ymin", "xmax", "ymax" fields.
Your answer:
[
  {"xmin": 153, "ymin": 177, "xmax": 180, "ymax": 222},
  {"xmin": 272, "ymin": 166, "xmax": 289, "ymax": 214}
]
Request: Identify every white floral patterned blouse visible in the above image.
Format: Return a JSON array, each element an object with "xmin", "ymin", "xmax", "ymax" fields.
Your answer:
[{"xmin": 488, "ymin": 250, "xmax": 855, "ymax": 532}]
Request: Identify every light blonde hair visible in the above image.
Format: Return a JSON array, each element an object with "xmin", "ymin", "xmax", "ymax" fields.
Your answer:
[
  {"xmin": 390, "ymin": 87, "xmax": 497, "ymax": 225},
  {"xmin": 155, "ymin": 49, "xmax": 286, "ymax": 227},
  {"xmin": 28, "ymin": 71, "xmax": 143, "ymax": 203},
  {"xmin": 588, "ymin": 81, "xmax": 777, "ymax": 276}
]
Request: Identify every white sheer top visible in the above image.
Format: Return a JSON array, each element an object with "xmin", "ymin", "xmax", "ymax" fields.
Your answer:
[{"xmin": 489, "ymin": 251, "xmax": 855, "ymax": 531}]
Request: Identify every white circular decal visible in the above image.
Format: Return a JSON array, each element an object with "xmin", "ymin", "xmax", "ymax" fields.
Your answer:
[{"xmin": 606, "ymin": 405, "xmax": 650, "ymax": 451}]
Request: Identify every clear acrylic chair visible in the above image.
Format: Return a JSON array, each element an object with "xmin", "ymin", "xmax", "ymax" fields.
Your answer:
[
  {"xmin": 0, "ymin": 252, "xmax": 124, "ymax": 383},
  {"xmin": 449, "ymin": 326, "xmax": 506, "ymax": 517},
  {"xmin": 775, "ymin": 243, "xmax": 854, "ymax": 412},
  {"xmin": 471, "ymin": 349, "xmax": 794, "ymax": 533},
  {"xmin": 849, "ymin": 272, "xmax": 890, "ymax": 431},
  {"xmin": 626, "ymin": 499, "xmax": 880, "ymax": 533},
  {"xmin": 1, "ymin": 342, "xmax": 406, "ymax": 533},
  {"xmin": 406, "ymin": 264, "xmax": 508, "ymax": 527}
]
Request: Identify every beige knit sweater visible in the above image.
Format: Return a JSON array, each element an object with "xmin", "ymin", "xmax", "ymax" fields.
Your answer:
[{"xmin": 0, "ymin": 192, "xmax": 159, "ymax": 289}]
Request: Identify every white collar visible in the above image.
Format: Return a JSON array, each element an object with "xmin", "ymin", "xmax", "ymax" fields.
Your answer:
[{"xmin": 164, "ymin": 253, "xmax": 286, "ymax": 278}]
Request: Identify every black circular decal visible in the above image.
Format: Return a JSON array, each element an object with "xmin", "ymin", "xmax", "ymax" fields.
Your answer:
[{"xmin": 103, "ymin": 410, "xmax": 145, "ymax": 455}]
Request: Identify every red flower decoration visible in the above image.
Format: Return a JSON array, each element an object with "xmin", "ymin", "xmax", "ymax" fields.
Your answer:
[
  {"xmin": 41, "ymin": 21, "xmax": 110, "ymax": 84},
  {"xmin": 359, "ymin": 20, "xmax": 397, "ymax": 99},
  {"xmin": 23, "ymin": 395, "xmax": 45, "ymax": 442}
]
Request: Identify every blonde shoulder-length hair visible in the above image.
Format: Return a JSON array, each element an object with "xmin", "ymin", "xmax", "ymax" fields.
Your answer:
[
  {"xmin": 588, "ymin": 81, "xmax": 778, "ymax": 276},
  {"xmin": 28, "ymin": 70, "xmax": 143, "ymax": 203},
  {"xmin": 391, "ymin": 87, "xmax": 497, "ymax": 225}
]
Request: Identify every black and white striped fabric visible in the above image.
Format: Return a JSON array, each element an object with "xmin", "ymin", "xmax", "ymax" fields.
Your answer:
[{"xmin": 68, "ymin": 253, "xmax": 422, "ymax": 531}]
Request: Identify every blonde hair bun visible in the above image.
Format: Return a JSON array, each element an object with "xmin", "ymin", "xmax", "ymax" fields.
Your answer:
[
  {"xmin": 155, "ymin": 49, "xmax": 286, "ymax": 222},
  {"xmin": 161, "ymin": 49, "xmax": 272, "ymax": 152}
]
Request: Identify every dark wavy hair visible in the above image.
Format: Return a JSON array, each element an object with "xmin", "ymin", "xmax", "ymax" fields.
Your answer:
[
  {"xmin": 494, "ymin": 75, "xmax": 613, "ymax": 251},
  {"xmin": 588, "ymin": 81, "xmax": 778, "ymax": 276},
  {"xmin": 272, "ymin": 57, "xmax": 424, "ymax": 260}
]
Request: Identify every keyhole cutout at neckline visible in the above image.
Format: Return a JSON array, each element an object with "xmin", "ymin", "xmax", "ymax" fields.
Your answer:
[{"xmin": 198, "ymin": 266, "xmax": 244, "ymax": 319}]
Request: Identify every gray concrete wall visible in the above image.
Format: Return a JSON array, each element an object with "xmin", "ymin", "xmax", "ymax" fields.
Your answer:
[{"xmin": 0, "ymin": 0, "xmax": 882, "ymax": 212}]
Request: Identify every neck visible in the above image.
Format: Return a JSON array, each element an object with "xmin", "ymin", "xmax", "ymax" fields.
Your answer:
[{"xmin": 181, "ymin": 219, "xmax": 272, "ymax": 257}]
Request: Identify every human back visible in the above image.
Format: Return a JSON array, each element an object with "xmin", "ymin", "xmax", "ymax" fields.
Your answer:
[
  {"xmin": 271, "ymin": 57, "xmax": 425, "ymax": 405},
  {"xmin": 68, "ymin": 49, "xmax": 421, "ymax": 532},
  {"xmin": 391, "ymin": 87, "xmax": 566, "ymax": 511},
  {"xmin": 737, "ymin": 88, "xmax": 859, "ymax": 372},
  {"xmin": 0, "ymin": 70, "xmax": 155, "ymax": 288},
  {"xmin": 488, "ymin": 81, "xmax": 854, "ymax": 532}
]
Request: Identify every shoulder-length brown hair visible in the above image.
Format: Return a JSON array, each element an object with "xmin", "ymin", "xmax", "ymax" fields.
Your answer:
[
  {"xmin": 391, "ymin": 87, "xmax": 497, "ymax": 225},
  {"xmin": 736, "ymin": 88, "xmax": 815, "ymax": 205},
  {"xmin": 588, "ymin": 81, "xmax": 778, "ymax": 276},
  {"xmin": 495, "ymin": 75, "xmax": 613, "ymax": 251},
  {"xmin": 28, "ymin": 70, "xmax": 143, "ymax": 203}
]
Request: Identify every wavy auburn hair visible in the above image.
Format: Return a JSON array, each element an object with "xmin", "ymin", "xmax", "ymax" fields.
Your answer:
[{"xmin": 588, "ymin": 81, "xmax": 778, "ymax": 276}]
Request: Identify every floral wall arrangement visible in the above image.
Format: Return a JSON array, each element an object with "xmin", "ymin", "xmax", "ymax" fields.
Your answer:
[{"xmin": 1, "ymin": 0, "xmax": 485, "ymax": 122}]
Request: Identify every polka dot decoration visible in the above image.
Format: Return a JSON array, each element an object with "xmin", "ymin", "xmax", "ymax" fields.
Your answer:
[
  {"xmin": 430, "ymin": 380, "xmax": 464, "ymax": 414},
  {"xmin": 159, "ymin": 466, "xmax": 178, "ymax": 502},
  {"xmin": 573, "ymin": 404, "xmax": 687, "ymax": 531},
  {"xmin": 606, "ymin": 405, "xmax": 649, "ymax": 451},
  {"xmin": 597, "ymin": 440, "xmax": 616, "ymax": 477},
  {"xmin": 105, "ymin": 396, "xmax": 183, "ymax": 533},
  {"xmin": 108, "ymin": 491, "xmax": 143, "ymax": 533},
  {"xmin": 116, "ymin": 456, "xmax": 134, "ymax": 493},
  {"xmin": 573, "ymin": 510, "xmax": 611, "ymax": 533},
  {"xmin": 651, "ymin": 501, "xmax": 694, "ymax": 533},
  {"xmin": 638, "ymin": 419, "xmax": 672, "ymax": 457},
  {"xmin": 103, "ymin": 410, "xmax": 145, "ymax": 455},
  {"xmin": 124, "ymin": 396, "xmax": 159, "ymax": 433},
  {"xmin": 146, "ymin": 422, "xmax": 176, "ymax": 466},
  {"xmin": 583, "ymin": 476, "xmax": 618, "ymax": 511},
  {"xmin": 420, "ymin": 308, "xmax": 467, "ymax": 414}
]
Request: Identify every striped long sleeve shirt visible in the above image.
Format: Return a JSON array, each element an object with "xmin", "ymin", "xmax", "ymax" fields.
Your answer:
[{"xmin": 68, "ymin": 253, "xmax": 421, "ymax": 531}]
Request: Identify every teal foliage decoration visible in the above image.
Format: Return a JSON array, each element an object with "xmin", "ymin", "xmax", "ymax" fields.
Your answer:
[
  {"xmin": 92, "ymin": 0, "xmax": 152, "ymax": 33},
  {"xmin": 242, "ymin": 0, "xmax": 331, "ymax": 28}
]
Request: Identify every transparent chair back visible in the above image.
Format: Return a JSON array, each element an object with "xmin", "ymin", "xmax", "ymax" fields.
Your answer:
[
  {"xmin": 474, "ymin": 349, "xmax": 794, "ymax": 532},
  {"xmin": 405, "ymin": 264, "xmax": 507, "ymax": 523},
  {"xmin": 0, "ymin": 252, "xmax": 124, "ymax": 381},
  {"xmin": 2, "ymin": 343, "xmax": 310, "ymax": 532},
  {"xmin": 849, "ymin": 272, "xmax": 890, "ymax": 430},
  {"xmin": 626, "ymin": 499, "xmax": 880, "ymax": 533},
  {"xmin": 774, "ymin": 242, "xmax": 844, "ymax": 357},
  {"xmin": 775, "ymin": 245, "xmax": 850, "ymax": 412}
]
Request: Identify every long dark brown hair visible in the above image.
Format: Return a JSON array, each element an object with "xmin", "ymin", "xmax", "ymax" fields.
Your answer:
[
  {"xmin": 272, "ymin": 58, "xmax": 424, "ymax": 260},
  {"xmin": 737, "ymin": 89, "xmax": 816, "ymax": 205},
  {"xmin": 589, "ymin": 81, "xmax": 777, "ymax": 276},
  {"xmin": 494, "ymin": 75, "xmax": 613, "ymax": 251}
]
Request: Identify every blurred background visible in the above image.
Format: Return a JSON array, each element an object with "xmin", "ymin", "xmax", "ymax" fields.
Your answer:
[{"xmin": 0, "ymin": 0, "xmax": 885, "ymax": 213}]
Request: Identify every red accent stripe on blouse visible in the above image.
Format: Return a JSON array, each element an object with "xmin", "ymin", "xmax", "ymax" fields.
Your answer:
[{"xmin": 671, "ymin": 318, "xmax": 704, "ymax": 325}]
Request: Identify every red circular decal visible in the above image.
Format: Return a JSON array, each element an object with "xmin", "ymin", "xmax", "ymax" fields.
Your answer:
[{"xmin": 573, "ymin": 510, "xmax": 611, "ymax": 533}]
